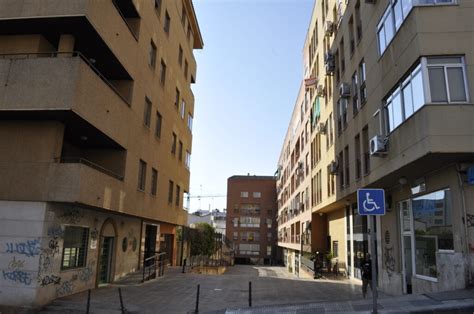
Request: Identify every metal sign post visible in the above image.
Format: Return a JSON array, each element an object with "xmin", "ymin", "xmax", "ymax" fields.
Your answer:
[{"xmin": 357, "ymin": 189, "xmax": 385, "ymax": 314}]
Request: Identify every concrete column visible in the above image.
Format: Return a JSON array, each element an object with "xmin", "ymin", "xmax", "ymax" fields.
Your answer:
[{"xmin": 57, "ymin": 34, "xmax": 75, "ymax": 57}]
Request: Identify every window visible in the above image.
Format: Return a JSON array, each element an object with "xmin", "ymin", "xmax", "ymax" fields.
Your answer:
[
  {"xmin": 138, "ymin": 159, "xmax": 147, "ymax": 191},
  {"xmin": 181, "ymin": 3, "xmax": 186, "ymax": 26},
  {"xmin": 267, "ymin": 246, "xmax": 272, "ymax": 256},
  {"xmin": 340, "ymin": 38, "xmax": 345, "ymax": 73},
  {"xmin": 176, "ymin": 185, "xmax": 181, "ymax": 206},
  {"xmin": 362, "ymin": 126, "xmax": 370, "ymax": 175},
  {"xmin": 267, "ymin": 232, "xmax": 272, "ymax": 242},
  {"xmin": 184, "ymin": 60, "xmax": 189, "ymax": 79},
  {"xmin": 160, "ymin": 59, "xmax": 167, "ymax": 85},
  {"xmin": 233, "ymin": 218, "xmax": 238, "ymax": 227},
  {"xmin": 333, "ymin": 241, "xmax": 339, "ymax": 258},
  {"xmin": 352, "ymin": 71, "xmax": 359, "ymax": 115},
  {"xmin": 144, "ymin": 97, "xmax": 152, "ymax": 127},
  {"xmin": 178, "ymin": 45, "xmax": 183, "ymax": 66},
  {"xmin": 425, "ymin": 56, "xmax": 468, "ymax": 103},
  {"xmin": 187, "ymin": 114, "xmax": 193, "ymax": 131},
  {"xmin": 154, "ymin": 0, "xmax": 162, "ymax": 15},
  {"xmin": 355, "ymin": 0, "xmax": 362, "ymax": 41},
  {"xmin": 385, "ymin": 63, "xmax": 423, "ymax": 133},
  {"xmin": 61, "ymin": 226, "xmax": 88, "ymax": 269},
  {"xmin": 168, "ymin": 180, "xmax": 174, "ymax": 204},
  {"xmin": 349, "ymin": 17, "xmax": 355, "ymax": 55},
  {"xmin": 151, "ymin": 168, "xmax": 158, "ymax": 196},
  {"xmin": 155, "ymin": 111, "xmax": 162, "ymax": 138},
  {"xmin": 171, "ymin": 133, "xmax": 177, "ymax": 154},
  {"xmin": 266, "ymin": 218, "xmax": 272, "ymax": 228},
  {"xmin": 337, "ymin": 98, "xmax": 347, "ymax": 134},
  {"xmin": 355, "ymin": 134, "xmax": 361, "ymax": 180},
  {"xmin": 185, "ymin": 150, "xmax": 191, "ymax": 169},
  {"xmin": 164, "ymin": 11, "xmax": 171, "ymax": 34},
  {"xmin": 253, "ymin": 192, "xmax": 261, "ymax": 198},
  {"xmin": 240, "ymin": 191, "xmax": 249, "ymax": 198},
  {"xmin": 401, "ymin": 188, "xmax": 453, "ymax": 279},
  {"xmin": 175, "ymin": 88, "xmax": 180, "ymax": 108},
  {"xmin": 359, "ymin": 60, "xmax": 367, "ymax": 104},
  {"xmin": 233, "ymin": 231, "xmax": 238, "ymax": 241},
  {"xmin": 178, "ymin": 141, "xmax": 183, "ymax": 161},
  {"xmin": 180, "ymin": 100, "xmax": 186, "ymax": 119},
  {"xmin": 149, "ymin": 40, "xmax": 157, "ymax": 68},
  {"xmin": 239, "ymin": 216, "xmax": 260, "ymax": 228}
]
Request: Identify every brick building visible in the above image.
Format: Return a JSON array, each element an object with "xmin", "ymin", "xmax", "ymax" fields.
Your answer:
[{"xmin": 226, "ymin": 175, "xmax": 277, "ymax": 265}]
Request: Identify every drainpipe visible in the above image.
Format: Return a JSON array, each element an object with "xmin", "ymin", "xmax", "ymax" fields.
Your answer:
[{"xmin": 457, "ymin": 163, "xmax": 472, "ymax": 286}]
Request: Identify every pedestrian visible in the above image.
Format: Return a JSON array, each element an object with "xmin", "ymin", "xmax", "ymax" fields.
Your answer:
[{"xmin": 361, "ymin": 254, "xmax": 372, "ymax": 299}]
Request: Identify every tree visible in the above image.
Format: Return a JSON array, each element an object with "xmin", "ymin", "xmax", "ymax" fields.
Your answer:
[{"xmin": 189, "ymin": 222, "xmax": 216, "ymax": 256}]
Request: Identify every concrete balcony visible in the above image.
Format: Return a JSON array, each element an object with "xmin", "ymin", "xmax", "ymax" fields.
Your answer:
[
  {"xmin": 0, "ymin": 53, "xmax": 130, "ymax": 147},
  {"xmin": 0, "ymin": 160, "xmax": 188, "ymax": 225}
]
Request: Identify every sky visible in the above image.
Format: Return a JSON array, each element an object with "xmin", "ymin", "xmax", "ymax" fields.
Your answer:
[{"xmin": 188, "ymin": 0, "xmax": 314, "ymax": 212}]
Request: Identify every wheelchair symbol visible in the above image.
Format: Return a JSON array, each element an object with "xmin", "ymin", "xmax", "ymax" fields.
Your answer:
[{"xmin": 363, "ymin": 193, "xmax": 380, "ymax": 212}]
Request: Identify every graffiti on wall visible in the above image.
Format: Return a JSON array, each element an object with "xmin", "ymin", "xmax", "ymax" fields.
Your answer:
[
  {"xmin": 47, "ymin": 226, "xmax": 64, "ymax": 238},
  {"xmin": 3, "ymin": 256, "xmax": 32, "ymax": 285},
  {"xmin": 39, "ymin": 275, "xmax": 61, "ymax": 287},
  {"xmin": 56, "ymin": 280, "xmax": 74, "ymax": 297},
  {"xmin": 5, "ymin": 239, "xmax": 41, "ymax": 257},
  {"xmin": 384, "ymin": 230, "xmax": 395, "ymax": 279},
  {"xmin": 37, "ymin": 224, "xmax": 64, "ymax": 288},
  {"xmin": 78, "ymin": 261, "xmax": 95, "ymax": 283},
  {"xmin": 58, "ymin": 209, "xmax": 83, "ymax": 224},
  {"xmin": 466, "ymin": 214, "xmax": 474, "ymax": 228}
]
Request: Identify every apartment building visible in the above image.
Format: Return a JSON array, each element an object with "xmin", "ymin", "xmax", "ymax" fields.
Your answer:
[
  {"xmin": 226, "ymin": 175, "xmax": 277, "ymax": 265},
  {"xmin": 277, "ymin": 0, "xmax": 474, "ymax": 295},
  {"xmin": 0, "ymin": 0, "xmax": 203, "ymax": 307},
  {"xmin": 276, "ymin": 82, "xmax": 313, "ymax": 276}
]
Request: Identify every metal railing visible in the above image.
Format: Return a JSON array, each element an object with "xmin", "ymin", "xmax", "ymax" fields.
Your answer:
[
  {"xmin": 142, "ymin": 252, "xmax": 166, "ymax": 282},
  {"xmin": 0, "ymin": 51, "xmax": 132, "ymax": 106},
  {"xmin": 56, "ymin": 157, "xmax": 124, "ymax": 181}
]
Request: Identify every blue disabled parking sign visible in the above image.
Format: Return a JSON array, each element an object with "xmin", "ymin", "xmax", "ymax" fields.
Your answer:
[{"xmin": 357, "ymin": 189, "xmax": 386, "ymax": 215}]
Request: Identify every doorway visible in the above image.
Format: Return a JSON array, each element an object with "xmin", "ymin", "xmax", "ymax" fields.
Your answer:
[
  {"xmin": 98, "ymin": 236, "xmax": 114, "ymax": 284},
  {"xmin": 400, "ymin": 200, "xmax": 413, "ymax": 294},
  {"xmin": 144, "ymin": 224, "xmax": 158, "ymax": 264}
]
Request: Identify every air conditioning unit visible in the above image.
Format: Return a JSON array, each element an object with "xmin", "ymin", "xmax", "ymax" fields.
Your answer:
[
  {"xmin": 325, "ymin": 61, "xmax": 335, "ymax": 75},
  {"xmin": 370, "ymin": 135, "xmax": 387, "ymax": 156},
  {"xmin": 329, "ymin": 160, "xmax": 339, "ymax": 175},
  {"xmin": 316, "ymin": 84, "xmax": 325, "ymax": 97},
  {"xmin": 324, "ymin": 52, "xmax": 334, "ymax": 64},
  {"xmin": 339, "ymin": 82, "xmax": 351, "ymax": 98},
  {"xmin": 317, "ymin": 122, "xmax": 327, "ymax": 135},
  {"xmin": 324, "ymin": 21, "xmax": 334, "ymax": 36}
]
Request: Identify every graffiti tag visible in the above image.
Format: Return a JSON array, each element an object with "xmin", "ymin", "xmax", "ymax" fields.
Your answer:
[
  {"xmin": 2, "ymin": 270, "xmax": 32, "ymax": 285},
  {"xmin": 8, "ymin": 257, "xmax": 25, "ymax": 270},
  {"xmin": 58, "ymin": 209, "xmax": 83, "ymax": 224},
  {"xmin": 56, "ymin": 280, "xmax": 74, "ymax": 297},
  {"xmin": 5, "ymin": 239, "xmax": 41, "ymax": 257},
  {"xmin": 79, "ymin": 262, "xmax": 94, "ymax": 282},
  {"xmin": 384, "ymin": 246, "xmax": 395, "ymax": 279},
  {"xmin": 39, "ymin": 275, "xmax": 61, "ymax": 287},
  {"xmin": 47, "ymin": 226, "xmax": 64, "ymax": 238}
]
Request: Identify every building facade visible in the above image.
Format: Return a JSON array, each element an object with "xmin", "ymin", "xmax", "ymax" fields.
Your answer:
[
  {"xmin": 0, "ymin": 0, "xmax": 203, "ymax": 308},
  {"xmin": 188, "ymin": 209, "xmax": 226, "ymax": 235},
  {"xmin": 277, "ymin": 0, "xmax": 474, "ymax": 295},
  {"xmin": 226, "ymin": 175, "xmax": 277, "ymax": 265}
]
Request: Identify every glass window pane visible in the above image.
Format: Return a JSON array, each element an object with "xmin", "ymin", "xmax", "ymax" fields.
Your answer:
[
  {"xmin": 402, "ymin": 83, "xmax": 414, "ymax": 118},
  {"xmin": 393, "ymin": 0, "xmax": 403, "ymax": 29},
  {"xmin": 392, "ymin": 91, "xmax": 403, "ymax": 129},
  {"xmin": 412, "ymin": 189, "xmax": 453, "ymax": 278},
  {"xmin": 427, "ymin": 57, "xmax": 462, "ymax": 64},
  {"xmin": 378, "ymin": 28, "xmax": 386, "ymax": 55},
  {"xmin": 384, "ymin": 10, "xmax": 395, "ymax": 44},
  {"xmin": 387, "ymin": 102, "xmax": 394, "ymax": 132},
  {"xmin": 411, "ymin": 69, "xmax": 424, "ymax": 111},
  {"xmin": 401, "ymin": 0, "xmax": 413, "ymax": 18},
  {"xmin": 447, "ymin": 67, "xmax": 467, "ymax": 102},
  {"xmin": 428, "ymin": 67, "xmax": 448, "ymax": 102}
]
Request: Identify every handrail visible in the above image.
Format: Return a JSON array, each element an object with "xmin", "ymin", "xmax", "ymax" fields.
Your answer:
[
  {"xmin": 142, "ymin": 252, "xmax": 166, "ymax": 282},
  {"xmin": 0, "ymin": 51, "xmax": 132, "ymax": 106},
  {"xmin": 56, "ymin": 157, "xmax": 124, "ymax": 181}
]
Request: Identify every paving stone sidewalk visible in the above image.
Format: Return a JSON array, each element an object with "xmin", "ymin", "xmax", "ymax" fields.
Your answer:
[{"xmin": 37, "ymin": 265, "xmax": 474, "ymax": 313}]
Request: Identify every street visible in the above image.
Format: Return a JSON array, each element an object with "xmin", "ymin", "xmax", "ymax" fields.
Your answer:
[{"xmin": 40, "ymin": 265, "xmax": 364, "ymax": 313}]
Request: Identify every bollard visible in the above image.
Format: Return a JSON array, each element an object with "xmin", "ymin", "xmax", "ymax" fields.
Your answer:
[
  {"xmin": 182, "ymin": 258, "xmax": 187, "ymax": 273},
  {"xmin": 118, "ymin": 287, "xmax": 125, "ymax": 314},
  {"xmin": 195, "ymin": 284, "xmax": 200, "ymax": 313},
  {"xmin": 249, "ymin": 281, "xmax": 252, "ymax": 307},
  {"xmin": 86, "ymin": 289, "xmax": 91, "ymax": 314}
]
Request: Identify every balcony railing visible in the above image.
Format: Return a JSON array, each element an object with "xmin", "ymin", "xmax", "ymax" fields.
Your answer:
[
  {"xmin": 0, "ymin": 52, "xmax": 131, "ymax": 106},
  {"xmin": 56, "ymin": 157, "xmax": 124, "ymax": 181}
]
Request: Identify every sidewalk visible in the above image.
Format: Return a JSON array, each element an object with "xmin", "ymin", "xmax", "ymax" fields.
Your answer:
[{"xmin": 225, "ymin": 288, "xmax": 474, "ymax": 313}]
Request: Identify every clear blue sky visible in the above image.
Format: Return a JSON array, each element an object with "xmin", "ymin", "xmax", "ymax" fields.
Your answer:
[{"xmin": 189, "ymin": 0, "xmax": 314, "ymax": 212}]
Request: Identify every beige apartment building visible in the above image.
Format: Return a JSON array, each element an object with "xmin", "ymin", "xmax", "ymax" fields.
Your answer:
[
  {"xmin": 0, "ymin": 0, "xmax": 203, "ymax": 308},
  {"xmin": 277, "ymin": 0, "xmax": 474, "ymax": 295}
]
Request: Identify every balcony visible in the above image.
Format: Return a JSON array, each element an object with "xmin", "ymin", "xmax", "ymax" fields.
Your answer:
[{"xmin": 0, "ymin": 53, "xmax": 131, "ymax": 146}]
